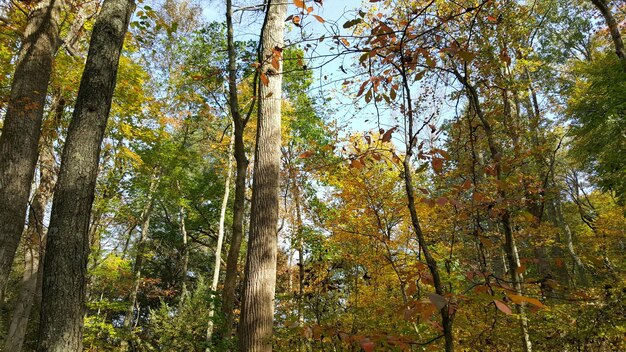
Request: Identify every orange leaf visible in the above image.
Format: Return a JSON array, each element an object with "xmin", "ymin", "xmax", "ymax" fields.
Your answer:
[
  {"xmin": 294, "ymin": 0, "xmax": 306, "ymax": 9},
  {"xmin": 433, "ymin": 148, "xmax": 450, "ymax": 160},
  {"xmin": 292, "ymin": 15, "xmax": 301, "ymax": 26},
  {"xmin": 299, "ymin": 150, "xmax": 314, "ymax": 158},
  {"xmin": 260, "ymin": 72, "xmax": 269, "ymax": 86},
  {"xmin": 432, "ymin": 158, "xmax": 444, "ymax": 173},
  {"xmin": 381, "ymin": 126, "xmax": 397, "ymax": 143},
  {"xmin": 507, "ymin": 294, "xmax": 546, "ymax": 309},
  {"xmin": 494, "ymin": 299, "xmax": 512, "ymax": 315},
  {"xmin": 312, "ymin": 14, "xmax": 325, "ymax": 23},
  {"xmin": 406, "ymin": 281, "xmax": 417, "ymax": 296},
  {"xmin": 350, "ymin": 159, "xmax": 364, "ymax": 169},
  {"xmin": 361, "ymin": 340, "xmax": 375, "ymax": 352}
]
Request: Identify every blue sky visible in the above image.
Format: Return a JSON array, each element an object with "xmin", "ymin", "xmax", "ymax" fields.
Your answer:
[{"xmin": 200, "ymin": 0, "xmax": 455, "ymax": 147}]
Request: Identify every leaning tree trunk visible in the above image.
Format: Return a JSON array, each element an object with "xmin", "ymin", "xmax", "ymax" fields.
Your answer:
[
  {"xmin": 589, "ymin": 0, "xmax": 626, "ymax": 65},
  {"xmin": 36, "ymin": 0, "xmax": 135, "ymax": 350},
  {"xmin": 0, "ymin": 0, "xmax": 63, "ymax": 303},
  {"xmin": 222, "ymin": 0, "xmax": 250, "ymax": 336},
  {"xmin": 238, "ymin": 1, "xmax": 286, "ymax": 351},
  {"xmin": 4, "ymin": 95, "xmax": 63, "ymax": 352}
]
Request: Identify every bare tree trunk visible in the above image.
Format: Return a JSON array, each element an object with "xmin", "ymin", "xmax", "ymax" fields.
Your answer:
[
  {"xmin": 403, "ymin": 124, "xmax": 454, "ymax": 352},
  {"xmin": 222, "ymin": 0, "xmax": 250, "ymax": 337},
  {"xmin": 554, "ymin": 196, "xmax": 587, "ymax": 285},
  {"xmin": 0, "ymin": 0, "xmax": 63, "ymax": 303},
  {"xmin": 206, "ymin": 132, "xmax": 234, "ymax": 350},
  {"xmin": 455, "ymin": 69, "xmax": 532, "ymax": 352},
  {"xmin": 589, "ymin": 0, "xmax": 626, "ymax": 64},
  {"xmin": 238, "ymin": 1, "xmax": 286, "ymax": 351},
  {"xmin": 179, "ymin": 207, "xmax": 189, "ymax": 284},
  {"xmin": 124, "ymin": 171, "xmax": 159, "ymax": 337},
  {"xmin": 398, "ymin": 48, "xmax": 454, "ymax": 351},
  {"xmin": 293, "ymin": 177, "xmax": 304, "ymax": 327},
  {"xmin": 60, "ymin": 3, "xmax": 94, "ymax": 57},
  {"xmin": 37, "ymin": 0, "xmax": 135, "ymax": 349},
  {"xmin": 4, "ymin": 94, "xmax": 62, "ymax": 352}
]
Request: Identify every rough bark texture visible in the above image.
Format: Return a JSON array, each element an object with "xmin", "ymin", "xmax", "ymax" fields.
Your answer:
[
  {"xmin": 36, "ymin": 0, "xmax": 135, "ymax": 350},
  {"xmin": 590, "ymin": 0, "xmax": 626, "ymax": 64},
  {"xmin": 238, "ymin": 1, "xmax": 286, "ymax": 351},
  {"xmin": 0, "ymin": 0, "xmax": 63, "ymax": 303},
  {"xmin": 222, "ymin": 0, "xmax": 249, "ymax": 335},
  {"xmin": 4, "ymin": 95, "xmax": 62, "ymax": 352}
]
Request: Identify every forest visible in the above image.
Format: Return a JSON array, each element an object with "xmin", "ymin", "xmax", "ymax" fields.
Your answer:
[{"xmin": 0, "ymin": 0, "xmax": 624, "ymax": 351}]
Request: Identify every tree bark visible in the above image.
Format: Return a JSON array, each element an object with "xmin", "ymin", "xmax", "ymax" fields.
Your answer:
[
  {"xmin": 554, "ymin": 195, "xmax": 587, "ymax": 285},
  {"xmin": 589, "ymin": 0, "xmax": 626, "ymax": 64},
  {"xmin": 292, "ymin": 174, "xmax": 304, "ymax": 327},
  {"xmin": 124, "ymin": 171, "xmax": 159, "ymax": 335},
  {"xmin": 238, "ymin": 1, "xmax": 286, "ymax": 351},
  {"xmin": 206, "ymin": 133, "xmax": 234, "ymax": 349},
  {"xmin": 222, "ymin": 0, "xmax": 250, "ymax": 336},
  {"xmin": 36, "ymin": 0, "xmax": 135, "ymax": 350},
  {"xmin": 0, "ymin": 0, "xmax": 63, "ymax": 303},
  {"xmin": 454, "ymin": 69, "xmax": 532, "ymax": 352},
  {"xmin": 398, "ymin": 43, "xmax": 454, "ymax": 351},
  {"xmin": 4, "ymin": 94, "xmax": 62, "ymax": 352}
]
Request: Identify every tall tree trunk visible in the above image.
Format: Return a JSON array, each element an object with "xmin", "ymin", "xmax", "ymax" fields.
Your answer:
[
  {"xmin": 222, "ymin": 0, "xmax": 250, "ymax": 336},
  {"xmin": 401, "ymin": 111, "xmax": 454, "ymax": 352},
  {"xmin": 179, "ymin": 206, "xmax": 189, "ymax": 285},
  {"xmin": 589, "ymin": 0, "xmax": 626, "ymax": 64},
  {"xmin": 293, "ymin": 175, "xmax": 304, "ymax": 327},
  {"xmin": 206, "ymin": 133, "xmax": 234, "ymax": 349},
  {"xmin": 36, "ymin": 0, "xmax": 135, "ymax": 350},
  {"xmin": 4, "ymin": 95, "xmax": 63, "ymax": 352},
  {"xmin": 554, "ymin": 195, "xmax": 587, "ymax": 285},
  {"xmin": 0, "ymin": 0, "xmax": 63, "ymax": 303},
  {"xmin": 124, "ymin": 171, "xmax": 159, "ymax": 336},
  {"xmin": 398, "ymin": 47, "xmax": 454, "ymax": 351},
  {"xmin": 175, "ymin": 180, "xmax": 189, "ymax": 288},
  {"xmin": 454, "ymin": 69, "xmax": 532, "ymax": 352},
  {"xmin": 238, "ymin": 1, "xmax": 286, "ymax": 351}
]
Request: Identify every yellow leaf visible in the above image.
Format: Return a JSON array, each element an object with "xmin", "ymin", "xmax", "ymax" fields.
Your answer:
[{"xmin": 507, "ymin": 294, "xmax": 546, "ymax": 309}]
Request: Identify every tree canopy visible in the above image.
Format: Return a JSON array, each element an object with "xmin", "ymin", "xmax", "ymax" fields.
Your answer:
[{"xmin": 0, "ymin": 0, "xmax": 624, "ymax": 351}]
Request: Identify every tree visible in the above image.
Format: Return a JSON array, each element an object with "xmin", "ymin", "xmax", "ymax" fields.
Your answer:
[
  {"xmin": 222, "ymin": 0, "xmax": 253, "ymax": 336},
  {"xmin": 37, "ymin": 0, "xmax": 135, "ymax": 349},
  {"xmin": 3, "ymin": 91, "xmax": 63, "ymax": 352},
  {"xmin": 589, "ymin": 0, "xmax": 626, "ymax": 64},
  {"xmin": 0, "ymin": 0, "xmax": 63, "ymax": 303},
  {"xmin": 238, "ymin": 0, "xmax": 286, "ymax": 350}
]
